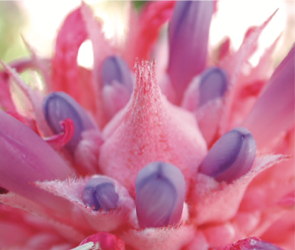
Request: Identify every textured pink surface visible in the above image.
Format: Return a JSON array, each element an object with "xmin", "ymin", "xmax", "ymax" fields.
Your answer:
[{"xmin": 99, "ymin": 61, "xmax": 207, "ymax": 193}]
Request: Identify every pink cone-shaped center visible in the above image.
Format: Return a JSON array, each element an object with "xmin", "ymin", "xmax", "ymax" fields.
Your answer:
[{"xmin": 99, "ymin": 60, "xmax": 207, "ymax": 193}]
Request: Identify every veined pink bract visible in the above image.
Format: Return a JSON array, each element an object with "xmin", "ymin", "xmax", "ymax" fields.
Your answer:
[{"xmin": 0, "ymin": 1, "xmax": 294, "ymax": 250}]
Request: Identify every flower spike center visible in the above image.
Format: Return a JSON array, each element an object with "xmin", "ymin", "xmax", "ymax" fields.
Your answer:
[{"xmin": 100, "ymin": 58, "xmax": 207, "ymax": 192}]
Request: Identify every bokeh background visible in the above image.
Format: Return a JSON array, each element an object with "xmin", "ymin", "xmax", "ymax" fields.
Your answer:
[{"xmin": 0, "ymin": 0, "xmax": 294, "ymax": 70}]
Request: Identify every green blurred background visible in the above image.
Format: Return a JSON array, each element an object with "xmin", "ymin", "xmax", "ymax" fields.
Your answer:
[{"xmin": 0, "ymin": 2, "xmax": 28, "ymax": 61}]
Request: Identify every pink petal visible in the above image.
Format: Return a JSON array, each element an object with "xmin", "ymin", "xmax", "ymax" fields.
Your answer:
[
  {"xmin": 8, "ymin": 57, "xmax": 37, "ymax": 73},
  {"xmin": 81, "ymin": 2, "xmax": 113, "ymax": 127},
  {"xmin": 242, "ymin": 45, "xmax": 295, "ymax": 149},
  {"xmin": 0, "ymin": 210, "xmax": 34, "ymax": 248},
  {"xmin": 0, "ymin": 110, "xmax": 74, "ymax": 212},
  {"xmin": 48, "ymin": 220, "xmax": 85, "ymax": 244},
  {"xmin": 51, "ymin": 7, "xmax": 87, "ymax": 99},
  {"xmin": 121, "ymin": 225, "xmax": 195, "ymax": 250},
  {"xmin": 0, "ymin": 71, "xmax": 16, "ymax": 112},
  {"xmin": 229, "ymin": 34, "xmax": 281, "ymax": 129},
  {"xmin": 203, "ymin": 223, "xmax": 236, "ymax": 248},
  {"xmin": 0, "ymin": 60, "xmax": 51, "ymax": 136},
  {"xmin": 185, "ymin": 231, "xmax": 209, "ymax": 250},
  {"xmin": 189, "ymin": 154, "xmax": 287, "ymax": 225},
  {"xmin": 232, "ymin": 211, "xmax": 261, "ymax": 238},
  {"xmin": 261, "ymin": 211, "xmax": 295, "ymax": 250},
  {"xmin": 0, "ymin": 192, "xmax": 85, "ymax": 244},
  {"xmin": 218, "ymin": 37, "xmax": 231, "ymax": 62},
  {"xmin": 123, "ymin": 1, "xmax": 175, "ymax": 67},
  {"xmin": 182, "ymin": 75, "xmax": 226, "ymax": 145},
  {"xmin": 51, "ymin": 6, "xmax": 96, "ymax": 118},
  {"xmin": 76, "ymin": 67, "xmax": 97, "ymax": 115},
  {"xmin": 102, "ymin": 80, "xmax": 134, "ymax": 121},
  {"xmin": 0, "ymin": 57, "xmax": 39, "ymax": 113},
  {"xmin": 277, "ymin": 191, "xmax": 295, "ymax": 208},
  {"xmin": 0, "ymin": 192, "xmax": 52, "ymax": 220},
  {"xmin": 74, "ymin": 130, "xmax": 104, "ymax": 175},
  {"xmin": 194, "ymin": 98, "xmax": 224, "ymax": 146},
  {"xmin": 250, "ymin": 208, "xmax": 286, "ymax": 239},
  {"xmin": 36, "ymin": 176, "xmax": 135, "ymax": 232},
  {"xmin": 99, "ymin": 60, "xmax": 207, "ymax": 193},
  {"xmin": 242, "ymin": 34, "xmax": 281, "ymax": 88},
  {"xmin": 79, "ymin": 232, "xmax": 125, "ymax": 250},
  {"xmin": 218, "ymin": 10, "xmax": 277, "ymax": 135},
  {"xmin": 45, "ymin": 118, "xmax": 75, "ymax": 150},
  {"xmin": 6, "ymin": 111, "xmax": 39, "ymax": 134},
  {"xmin": 240, "ymin": 128, "xmax": 294, "ymax": 211},
  {"xmin": 21, "ymin": 37, "xmax": 52, "ymax": 90}
]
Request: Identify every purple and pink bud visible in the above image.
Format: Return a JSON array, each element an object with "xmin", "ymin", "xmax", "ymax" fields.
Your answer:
[
  {"xmin": 168, "ymin": 1, "xmax": 214, "ymax": 103},
  {"xmin": 101, "ymin": 56, "xmax": 134, "ymax": 119},
  {"xmin": 199, "ymin": 127, "xmax": 256, "ymax": 182},
  {"xmin": 43, "ymin": 91, "xmax": 96, "ymax": 153},
  {"xmin": 101, "ymin": 55, "xmax": 133, "ymax": 91},
  {"xmin": 198, "ymin": 67, "xmax": 228, "ymax": 107},
  {"xmin": 135, "ymin": 161, "xmax": 186, "ymax": 228},
  {"xmin": 82, "ymin": 176, "xmax": 119, "ymax": 211}
]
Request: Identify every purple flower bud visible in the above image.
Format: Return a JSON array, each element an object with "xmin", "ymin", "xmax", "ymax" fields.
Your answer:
[
  {"xmin": 199, "ymin": 127, "xmax": 256, "ymax": 182},
  {"xmin": 168, "ymin": 1, "xmax": 214, "ymax": 102},
  {"xmin": 101, "ymin": 55, "xmax": 133, "ymax": 91},
  {"xmin": 82, "ymin": 177, "xmax": 119, "ymax": 211},
  {"xmin": 135, "ymin": 162, "xmax": 186, "ymax": 228},
  {"xmin": 199, "ymin": 67, "xmax": 228, "ymax": 107},
  {"xmin": 43, "ymin": 92, "xmax": 95, "ymax": 152}
]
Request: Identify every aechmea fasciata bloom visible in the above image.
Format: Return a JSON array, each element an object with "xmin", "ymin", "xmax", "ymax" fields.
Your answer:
[{"xmin": 0, "ymin": 1, "xmax": 294, "ymax": 250}]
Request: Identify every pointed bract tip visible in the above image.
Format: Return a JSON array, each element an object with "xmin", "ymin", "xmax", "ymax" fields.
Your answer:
[
  {"xmin": 135, "ymin": 161, "xmax": 186, "ymax": 228},
  {"xmin": 242, "ymin": 45, "xmax": 294, "ymax": 148},
  {"xmin": 199, "ymin": 127, "xmax": 256, "ymax": 182}
]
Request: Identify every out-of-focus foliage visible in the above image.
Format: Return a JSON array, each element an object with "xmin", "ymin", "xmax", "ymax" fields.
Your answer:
[
  {"xmin": 133, "ymin": 1, "xmax": 147, "ymax": 11},
  {"xmin": 0, "ymin": 2, "xmax": 28, "ymax": 61}
]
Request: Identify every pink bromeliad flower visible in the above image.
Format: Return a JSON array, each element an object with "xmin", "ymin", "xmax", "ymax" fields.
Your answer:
[{"xmin": 0, "ymin": 1, "xmax": 294, "ymax": 250}]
